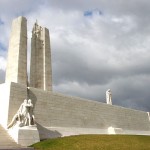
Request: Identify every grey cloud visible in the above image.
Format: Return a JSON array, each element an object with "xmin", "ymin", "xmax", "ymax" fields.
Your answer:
[
  {"xmin": 51, "ymin": 23, "xmax": 150, "ymax": 86},
  {"xmin": 0, "ymin": 0, "xmax": 42, "ymax": 15},
  {"xmin": 43, "ymin": 0, "xmax": 150, "ymax": 17},
  {"xmin": 111, "ymin": 75, "xmax": 150, "ymax": 111}
]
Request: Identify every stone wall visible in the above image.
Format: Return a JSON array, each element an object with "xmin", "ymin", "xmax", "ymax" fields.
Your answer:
[
  {"xmin": 1, "ymin": 82, "xmax": 150, "ymax": 133},
  {"xmin": 0, "ymin": 82, "xmax": 27, "ymax": 128},
  {"xmin": 27, "ymin": 84, "xmax": 150, "ymax": 131},
  {"xmin": 8, "ymin": 82, "xmax": 27, "ymax": 124},
  {"xmin": 0, "ymin": 83, "xmax": 11, "ymax": 127}
]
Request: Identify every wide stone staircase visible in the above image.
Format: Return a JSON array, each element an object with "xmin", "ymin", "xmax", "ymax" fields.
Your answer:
[{"xmin": 0, "ymin": 125, "xmax": 33, "ymax": 150}]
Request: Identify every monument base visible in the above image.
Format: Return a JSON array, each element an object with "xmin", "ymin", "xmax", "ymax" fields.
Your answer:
[
  {"xmin": 37, "ymin": 126, "xmax": 150, "ymax": 140},
  {"xmin": 8, "ymin": 123, "xmax": 40, "ymax": 146},
  {"xmin": 108, "ymin": 126, "xmax": 124, "ymax": 134}
]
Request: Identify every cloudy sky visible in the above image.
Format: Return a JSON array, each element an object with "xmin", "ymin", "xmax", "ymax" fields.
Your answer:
[{"xmin": 0, "ymin": 0, "xmax": 150, "ymax": 112}]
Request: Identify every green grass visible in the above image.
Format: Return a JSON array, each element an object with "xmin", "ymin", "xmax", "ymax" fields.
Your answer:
[{"xmin": 31, "ymin": 134, "xmax": 150, "ymax": 150}]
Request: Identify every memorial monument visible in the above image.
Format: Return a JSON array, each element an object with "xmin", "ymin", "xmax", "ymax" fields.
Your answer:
[{"xmin": 0, "ymin": 16, "xmax": 150, "ymax": 147}]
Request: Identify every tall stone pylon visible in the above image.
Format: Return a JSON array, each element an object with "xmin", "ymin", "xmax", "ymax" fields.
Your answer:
[
  {"xmin": 5, "ymin": 16, "xmax": 27, "ymax": 85},
  {"xmin": 30, "ymin": 22, "xmax": 52, "ymax": 91}
]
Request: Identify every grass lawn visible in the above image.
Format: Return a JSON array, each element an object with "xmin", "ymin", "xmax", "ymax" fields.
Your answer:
[{"xmin": 31, "ymin": 134, "xmax": 150, "ymax": 150}]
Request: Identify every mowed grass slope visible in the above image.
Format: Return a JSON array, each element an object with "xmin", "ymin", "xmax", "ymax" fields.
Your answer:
[{"xmin": 31, "ymin": 135, "xmax": 150, "ymax": 150}]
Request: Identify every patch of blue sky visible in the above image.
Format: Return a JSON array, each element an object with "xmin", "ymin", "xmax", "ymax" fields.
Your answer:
[
  {"xmin": 84, "ymin": 9, "xmax": 103, "ymax": 17},
  {"xmin": 0, "ymin": 43, "xmax": 6, "ymax": 51},
  {"xmin": 0, "ymin": 19, "xmax": 4, "ymax": 25},
  {"xmin": 84, "ymin": 10, "xmax": 93, "ymax": 16}
]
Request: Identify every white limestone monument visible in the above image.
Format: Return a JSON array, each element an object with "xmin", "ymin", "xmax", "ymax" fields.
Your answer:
[{"xmin": 0, "ymin": 16, "xmax": 150, "ymax": 147}]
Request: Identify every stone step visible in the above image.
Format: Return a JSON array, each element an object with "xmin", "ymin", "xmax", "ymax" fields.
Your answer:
[{"xmin": 0, "ymin": 125, "xmax": 33, "ymax": 150}]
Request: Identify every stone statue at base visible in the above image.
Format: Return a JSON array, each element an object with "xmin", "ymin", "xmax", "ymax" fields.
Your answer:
[
  {"xmin": 7, "ymin": 99, "xmax": 35, "ymax": 129},
  {"xmin": 106, "ymin": 89, "xmax": 112, "ymax": 105},
  {"xmin": 27, "ymin": 99, "xmax": 35, "ymax": 126}
]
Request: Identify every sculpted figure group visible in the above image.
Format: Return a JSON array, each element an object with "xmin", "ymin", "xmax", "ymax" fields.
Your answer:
[{"xmin": 7, "ymin": 99, "xmax": 35, "ymax": 129}]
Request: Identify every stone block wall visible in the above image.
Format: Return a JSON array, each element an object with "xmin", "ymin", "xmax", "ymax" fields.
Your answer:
[
  {"xmin": 0, "ymin": 82, "xmax": 27, "ymax": 128},
  {"xmin": 1, "ymin": 82, "xmax": 150, "ymax": 132},
  {"xmin": 8, "ymin": 82, "xmax": 27, "ymax": 124},
  {"xmin": 0, "ymin": 83, "xmax": 11, "ymax": 127},
  {"xmin": 28, "ymin": 85, "xmax": 150, "ymax": 131}
]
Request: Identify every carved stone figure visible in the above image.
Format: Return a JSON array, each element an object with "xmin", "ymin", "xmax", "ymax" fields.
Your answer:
[
  {"xmin": 147, "ymin": 112, "xmax": 150, "ymax": 121},
  {"xmin": 26, "ymin": 99, "xmax": 35, "ymax": 126},
  {"xmin": 106, "ymin": 89, "xmax": 112, "ymax": 105},
  {"xmin": 7, "ymin": 99, "xmax": 35, "ymax": 129}
]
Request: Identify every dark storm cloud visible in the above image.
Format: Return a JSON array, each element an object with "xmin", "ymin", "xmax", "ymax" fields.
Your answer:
[{"xmin": 109, "ymin": 74, "xmax": 150, "ymax": 111}]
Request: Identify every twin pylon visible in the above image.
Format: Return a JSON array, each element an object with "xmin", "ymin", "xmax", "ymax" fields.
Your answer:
[{"xmin": 5, "ymin": 16, "xmax": 52, "ymax": 91}]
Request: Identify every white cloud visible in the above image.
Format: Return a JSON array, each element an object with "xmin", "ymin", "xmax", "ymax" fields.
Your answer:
[{"xmin": 0, "ymin": 56, "xmax": 6, "ymax": 70}]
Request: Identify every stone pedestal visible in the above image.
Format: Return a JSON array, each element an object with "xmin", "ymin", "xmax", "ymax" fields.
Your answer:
[
  {"xmin": 108, "ymin": 126, "xmax": 124, "ymax": 134},
  {"xmin": 8, "ymin": 123, "xmax": 40, "ymax": 146}
]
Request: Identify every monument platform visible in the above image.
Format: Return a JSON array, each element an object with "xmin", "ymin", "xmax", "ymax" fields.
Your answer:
[{"xmin": 0, "ymin": 82, "xmax": 150, "ymax": 145}]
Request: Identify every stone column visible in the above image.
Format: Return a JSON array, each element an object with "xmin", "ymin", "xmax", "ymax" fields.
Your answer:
[
  {"xmin": 30, "ymin": 22, "xmax": 52, "ymax": 91},
  {"xmin": 5, "ymin": 16, "xmax": 27, "ymax": 85},
  {"xmin": 42, "ymin": 27, "xmax": 52, "ymax": 91}
]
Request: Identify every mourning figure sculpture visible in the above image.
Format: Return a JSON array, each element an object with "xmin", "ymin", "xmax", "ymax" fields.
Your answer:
[
  {"xmin": 106, "ymin": 89, "xmax": 112, "ymax": 105},
  {"xmin": 7, "ymin": 99, "xmax": 35, "ymax": 129}
]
